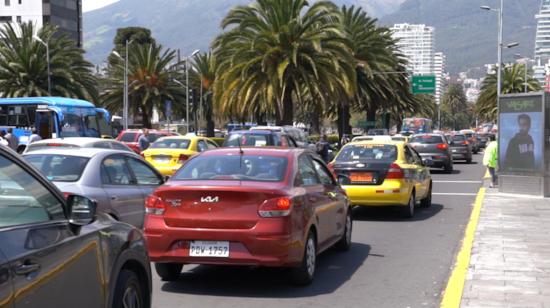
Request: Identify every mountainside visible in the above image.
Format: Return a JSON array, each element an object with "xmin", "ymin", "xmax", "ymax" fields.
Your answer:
[
  {"xmin": 83, "ymin": 0, "xmax": 405, "ymax": 65},
  {"xmin": 381, "ymin": 0, "xmax": 540, "ymax": 74}
]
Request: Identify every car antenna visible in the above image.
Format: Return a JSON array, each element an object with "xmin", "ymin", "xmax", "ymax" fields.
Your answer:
[{"xmin": 238, "ymin": 135, "xmax": 244, "ymax": 169}]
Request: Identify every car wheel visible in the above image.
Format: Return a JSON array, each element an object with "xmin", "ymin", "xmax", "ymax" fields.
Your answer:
[
  {"xmin": 466, "ymin": 158, "xmax": 472, "ymax": 164},
  {"xmin": 155, "ymin": 263, "xmax": 183, "ymax": 281},
  {"xmin": 290, "ymin": 231, "xmax": 317, "ymax": 285},
  {"xmin": 420, "ymin": 184, "xmax": 432, "ymax": 208},
  {"xmin": 401, "ymin": 192, "xmax": 415, "ymax": 218},
  {"xmin": 444, "ymin": 163, "xmax": 453, "ymax": 174},
  {"xmin": 335, "ymin": 209, "xmax": 352, "ymax": 251},
  {"xmin": 112, "ymin": 269, "xmax": 145, "ymax": 308}
]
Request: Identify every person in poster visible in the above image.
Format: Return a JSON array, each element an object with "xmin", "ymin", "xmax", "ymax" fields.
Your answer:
[{"xmin": 504, "ymin": 114, "xmax": 535, "ymax": 170}]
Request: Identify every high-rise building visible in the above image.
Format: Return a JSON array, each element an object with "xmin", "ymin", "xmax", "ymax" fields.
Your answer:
[
  {"xmin": 533, "ymin": 0, "xmax": 550, "ymax": 86},
  {"xmin": 0, "ymin": 0, "xmax": 82, "ymax": 47},
  {"xmin": 434, "ymin": 52, "xmax": 446, "ymax": 104},
  {"xmin": 391, "ymin": 23, "xmax": 435, "ymax": 76}
]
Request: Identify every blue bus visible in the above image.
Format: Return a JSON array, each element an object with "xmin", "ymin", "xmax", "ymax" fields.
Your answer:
[{"xmin": 0, "ymin": 97, "xmax": 112, "ymax": 152}]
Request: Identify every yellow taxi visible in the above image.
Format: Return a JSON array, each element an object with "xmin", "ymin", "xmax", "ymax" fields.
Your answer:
[
  {"xmin": 142, "ymin": 135, "xmax": 218, "ymax": 176},
  {"xmin": 330, "ymin": 140, "xmax": 432, "ymax": 218}
]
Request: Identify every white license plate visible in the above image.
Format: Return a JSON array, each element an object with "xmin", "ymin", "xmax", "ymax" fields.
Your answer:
[
  {"xmin": 154, "ymin": 156, "xmax": 171, "ymax": 163},
  {"xmin": 452, "ymin": 149, "xmax": 457, "ymax": 153},
  {"xmin": 189, "ymin": 241, "xmax": 230, "ymax": 257}
]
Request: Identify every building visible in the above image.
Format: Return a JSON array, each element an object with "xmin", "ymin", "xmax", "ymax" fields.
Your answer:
[
  {"xmin": 391, "ymin": 23, "xmax": 435, "ymax": 76},
  {"xmin": 0, "ymin": 0, "xmax": 82, "ymax": 47},
  {"xmin": 533, "ymin": 0, "xmax": 550, "ymax": 86},
  {"xmin": 434, "ymin": 52, "xmax": 446, "ymax": 104}
]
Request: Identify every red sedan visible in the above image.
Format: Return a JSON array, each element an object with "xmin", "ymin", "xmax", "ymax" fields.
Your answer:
[
  {"xmin": 116, "ymin": 129, "xmax": 176, "ymax": 153},
  {"xmin": 144, "ymin": 147, "xmax": 352, "ymax": 285}
]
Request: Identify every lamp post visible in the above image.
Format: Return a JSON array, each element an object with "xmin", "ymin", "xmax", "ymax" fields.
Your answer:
[
  {"xmin": 515, "ymin": 54, "xmax": 534, "ymax": 93},
  {"xmin": 175, "ymin": 50, "xmax": 200, "ymax": 134},
  {"xmin": 33, "ymin": 36, "xmax": 51, "ymax": 95},
  {"xmin": 111, "ymin": 39, "xmax": 133, "ymax": 131},
  {"xmin": 481, "ymin": 1, "xmax": 504, "ymax": 105}
]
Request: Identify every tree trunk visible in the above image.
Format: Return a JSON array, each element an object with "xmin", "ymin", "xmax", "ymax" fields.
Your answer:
[
  {"xmin": 205, "ymin": 99, "xmax": 215, "ymax": 137},
  {"xmin": 337, "ymin": 104, "xmax": 352, "ymax": 147},
  {"xmin": 255, "ymin": 109, "xmax": 267, "ymax": 126},
  {"xmin": 278, "ymin": 85, "xmax": 294, "ymax": 126},
  {"xmin": 366, "ymin": 105, "xmax": 377, "ymax": 131},
  {"xmin": 310, "ymin": 104, "xmax": 321, "ymax": 135},
  {"xmin": 142, "ymin": 107, "xmax": 152, "ymax": 129}
]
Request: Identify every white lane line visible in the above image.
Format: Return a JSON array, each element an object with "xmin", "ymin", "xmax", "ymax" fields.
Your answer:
[
  {"xmin": 434, "ymin": 180, "xmax": 483, "ymax": 184},
  {"xmin": 433, "ymin": 193, "xmax": 478, "ymax": 196}
]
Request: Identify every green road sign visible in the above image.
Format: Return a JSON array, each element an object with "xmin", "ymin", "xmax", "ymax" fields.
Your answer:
[{"xmin": 412, "ymin": 75, "xmax": 436, "ymax": 94}]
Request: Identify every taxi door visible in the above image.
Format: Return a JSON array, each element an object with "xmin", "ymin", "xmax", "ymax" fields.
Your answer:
[{"xmin": 403, "ymin": 145, "xmax": 428, "ymax": 199}]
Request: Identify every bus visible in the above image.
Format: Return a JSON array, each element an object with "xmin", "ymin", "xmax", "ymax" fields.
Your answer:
[
  {"xmin": 0, "ymin": 97, "xmax": 113, "ymax": 152},
  {"xmin": 401, "ymin": 118, "xmax": 433, "ymax": 134}
]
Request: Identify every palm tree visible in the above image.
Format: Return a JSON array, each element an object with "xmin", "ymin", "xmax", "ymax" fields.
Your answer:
[
  {"xmin": 0, "ymin": 22, "xmax": 98, "ymax": 100},
  {"xmin": 101, "ymin": 44, "xmax": 186, "ymax": 128},
  {"xmin": 477, "ymin": 63, "xmax": 541, "ymax": 121},
  {"xmin": 213, "ymin": 0, "xmax": 356, "ymax": 125},
  {"xmin": 340, "ymin": 6, "xmax": 422, "ymax": 133},
  {"xmin": 191, "ymin": 52, "xmax": 217, "ymax": 137},
  {"xmin": 442, "ymin": 83, "xmax": 468, "ymax": 130}
]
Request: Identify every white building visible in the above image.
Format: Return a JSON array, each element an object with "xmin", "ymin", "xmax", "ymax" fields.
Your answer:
[
  {"xmin": 533, "ymin": 0, "xmax": 550, "ymax": 86},
  {"xmin": 434, "ymin": 52, "xmax": 445, "ymax": 104},
  {"xmin": 391, "ymin": 23, "xmax": 435, "ymax": 76},
  {"xmin": 0, "ymin": 0, "xmax": 83, "ymax": 46}
]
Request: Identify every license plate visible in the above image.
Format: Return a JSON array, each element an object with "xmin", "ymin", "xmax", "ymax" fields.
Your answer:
[
  {"xmin": 350, "ymin": 172, "xmax": 374, "ymax": 183},
  {"xmin": 189, "ymin": 241, "xmax": 230, "ymax": 257},
  {"xmin": 154, "ymin": 156, "xmax": 171, "ymax": 163},
  {"xmin": 452, "ymin": 149, "xmax": 457, "ymax": 153}
]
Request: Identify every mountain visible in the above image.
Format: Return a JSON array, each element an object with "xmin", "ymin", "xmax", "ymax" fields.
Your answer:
[
  {"xmin": 381, "ymin": 0, "xmax": 540, "ymax": 74},
  {"xmin": 83, "ymin": 0, "xmax": 406, "ymax": 65}
]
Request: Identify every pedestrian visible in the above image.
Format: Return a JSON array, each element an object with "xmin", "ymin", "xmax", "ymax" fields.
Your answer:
[
  {"xmin": 316, "ymin": 134, "xmax": 330, "ymax": 163},
  {"xmin": 138, "ymin": 129, "xmax": 151, "ymax": 152},
  {"xmin": 5, "ymin": 128, "xmax": 18, "ymax": 151},
  {"xmin": 483, "ymin": 134, "xmax": 498, "ymax": 188},
  {"xmin": 0, "ymin": 131, "xmax": 9, "ymax": 147},
  {"xmin": 28, "ymin": 127, "xmax": 42, "ymax": 144}
]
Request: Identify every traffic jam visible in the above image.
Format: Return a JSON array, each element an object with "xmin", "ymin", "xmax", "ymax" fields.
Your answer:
[{"xmin": 0, "ymin": 97, "xmax": 495, "ymax": 307}]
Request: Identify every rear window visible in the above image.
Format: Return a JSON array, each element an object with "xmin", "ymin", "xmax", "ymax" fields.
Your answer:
[
  {"xmin": 151, "ymin": 139, "xmax": 190, "ymax": 149},
  {"xmin": 411, "ymin": 135, "xmax": 444, "ymax": 144},
  {"xmin": 24, "ymin": 155, "xmax": 89, "ymax": 182},
  {"xmin": 120, "ymin": 132, "xmax": 138, "ymax": 142},
  {"xmin": 173, "ymin": 155, "xmax": 288, "ymax": 182},
  {"xmin": 336, "ymin": 144, "xmax": 397, "ymax": 162},
  {"xmin": 451, "ymin": 135, "xmax": 466, "ymax": 142},
  {"xmin": 147, "ymin": 133, "xmax": 165, "ymax": 143},
  {"xmin": 224, "ymin": 133, "xmax": 270, "ymax": 147}
]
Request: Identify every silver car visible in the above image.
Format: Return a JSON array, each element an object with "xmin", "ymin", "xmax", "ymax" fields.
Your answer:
[
  {"xmin": 24, "ymin": 137, "xmax": 134, "ymax": 153},
  {"xmin": 23, "ymin": 148, "xmax": 165, "ymax": 228}
]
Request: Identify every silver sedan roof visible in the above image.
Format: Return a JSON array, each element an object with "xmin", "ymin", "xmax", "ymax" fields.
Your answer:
[{"xmin": 22, "ymin": 147, "xmax": 138, "ymax": 158}]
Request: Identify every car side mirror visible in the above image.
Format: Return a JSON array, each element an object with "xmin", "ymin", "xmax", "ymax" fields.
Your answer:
[
  {"xmin": 67, "ymin": 195, "xmax": 97, "ymax": 226},
  {"xmin": 422, "ymin": 158, "xmax": 434, "ymax": 167}
]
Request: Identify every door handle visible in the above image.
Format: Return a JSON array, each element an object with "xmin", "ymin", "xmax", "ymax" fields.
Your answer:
[
  {"xmin": 111, "ymin": 195, "xmax": 118, "ymax": 201},
  {"xmin": 15, "ymin": 262, "xmax": 40, "ymax": 275}
]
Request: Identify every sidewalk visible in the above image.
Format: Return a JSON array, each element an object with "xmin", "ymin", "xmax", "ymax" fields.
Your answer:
[{"xmin": 460, "ymin": 188, "xmax": 550, "ymax": 308}]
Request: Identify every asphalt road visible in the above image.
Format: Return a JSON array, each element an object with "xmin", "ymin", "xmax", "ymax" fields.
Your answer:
[{"xmin": 151, "ymin": 153, "xmax": 486, "ymax": 308}]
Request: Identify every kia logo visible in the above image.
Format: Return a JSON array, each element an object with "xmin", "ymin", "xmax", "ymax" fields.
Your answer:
[{"xmin": 201, "ymin": 196, "xmax": 219, "ymax": 203}]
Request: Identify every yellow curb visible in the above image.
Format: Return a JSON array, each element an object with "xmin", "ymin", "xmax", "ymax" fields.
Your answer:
[
  {"xmin": 484, "ymin": 170, "xmax": 490, "ymax": 179},
  {"xmin": 440, "ymin": 187, "xmax": 486, "ymax": 308}
]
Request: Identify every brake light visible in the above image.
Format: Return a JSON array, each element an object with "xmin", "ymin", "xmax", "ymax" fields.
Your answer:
[
  {"xmin": 47, "ymin": 143, "xmax": 64, "ymax": 147},
  {"xmin": 258, "ymin": 197, "xmax": 293, "ymax": 218},
  {"xmin": 178, "ymin": 154, "xmax": 189, "ymax": 164},
  {"xmin": 63, "ymin": 192, "xmax": 71, "ymax": 199},
  {"xmin": 386, "ymin": 163, "xmax": 404, "ymax": 179},
  {"xmin": 436, "ymin": 143, "xmax": 448, "ymax": 150},
  {"xmin": 463, "ymin": 141, "xmax": 469, "ymax": 145},
  {"xmin": 145, "ymin": 195, "xmax": 166, "ymax": 215},
  {"xmin": 327, "ymin": 162, "xmax": 336, "ymax": 176}
]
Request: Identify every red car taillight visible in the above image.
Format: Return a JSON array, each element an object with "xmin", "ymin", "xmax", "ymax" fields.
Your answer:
[
  {"xmin": 327, "ymin": 162, "xmax": 336, "ymax": 177},
  {"xmin": 145, "ymin": 195, "xmax": 166, "ymax": 215},
  {"xmin": 178, "ymin": 154, "xmax": 189, "ymax": 164},
  {"xmin": 386, "ymin": 163, "xmax": 405, "ymax": 179},
  {"xmin": 258, "ymin": 197, "xmax": 292, "ymax": 218},
  {"xmin": 463, "ymin": 141, "xmax": 469, "ymax": 145},
  {"xmin": 436, "ymin": 143, "xmax": 448, "ymax": 150},
  {"xmin": 63, "ymin": 192, "xmax": 71, "ymax": 200}
]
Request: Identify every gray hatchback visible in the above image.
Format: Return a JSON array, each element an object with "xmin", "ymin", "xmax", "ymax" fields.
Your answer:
[
  {"xmin": 410, "ymin": 134, "xmax": 454, "ymax": 173},
  {"xmin": 447, "ymin": 134, "xmax": 473, "ymax": 164},
  {"xmin": 0, "ymin": 146, "xmax": 152, "ymax": 308},
  {"xmin": 24, "ymin": 148, "xmax": 165, "ymax": 228}
]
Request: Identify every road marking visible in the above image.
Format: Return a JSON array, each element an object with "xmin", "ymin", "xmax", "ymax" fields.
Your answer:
[
  {"xmin": 440, "ymin": 187, "xmax": 486, "ymax": 308},
  {"xmin": 433, "ymin": 193, "xmax": 478, "ymax": 196},
  {"xmin": 434, "ymin": 181, "xmax": 483, "ymax": 184}
]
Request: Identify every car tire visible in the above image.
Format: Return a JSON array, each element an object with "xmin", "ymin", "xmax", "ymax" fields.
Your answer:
[
  {"xmin": 112, "ymin": 269, "xmax": 146, "ymax": 308},
  {"xmin": 155, "ymin": 263, "xmax": 183, "ymax": 281},
  {"xmin": 420, "ymin": 184, "xmax": 432, "ymax": 208},
  {"xmin": 401, "ymin": 192, "xmax": 415, "ymax": 218},
  {"xmin": 290, "ymin": 231, "xmax": 317, "ymax": 286},
  {"xmin": 466, "ymin": 158, "xmax": 472, "ymax": 164},
  {"xmin": 335, "ymin": 209, "xmax": 352, "ymax": 251},
  {"xmin": 444, "ymin": 163, "xmax": 453, "ymax": 174}
]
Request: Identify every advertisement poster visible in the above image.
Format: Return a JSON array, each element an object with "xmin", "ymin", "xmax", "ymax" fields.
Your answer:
[{"xmin": 499, "ymin": 96, "xmax": 543, "ymax": 174}]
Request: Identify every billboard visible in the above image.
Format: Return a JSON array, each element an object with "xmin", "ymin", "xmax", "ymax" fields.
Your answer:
[{"xmin": 499, "ymin": 96, "xmax": 544, "ymax": 174}]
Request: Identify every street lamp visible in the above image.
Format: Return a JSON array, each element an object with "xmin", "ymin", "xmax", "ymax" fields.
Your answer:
[
  {"xmin": 33, "ymin": 35, "xmax": 51, "ymax": 95},
  {"xmin": 111, "ymin": 39, "xmax": 134, "ymax": 131},
  {"xmin": 175, "ymin": 50, "xmax": 200, "ymax": 134},
  {"xmin": 481, "ymin": 1, "xmax": 503, "ymax": 100}
]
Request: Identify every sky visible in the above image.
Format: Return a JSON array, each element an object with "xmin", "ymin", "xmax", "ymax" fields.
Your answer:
[{"xmin": 82, "ymin": 0, "xmax": 120, "ymax": 12}]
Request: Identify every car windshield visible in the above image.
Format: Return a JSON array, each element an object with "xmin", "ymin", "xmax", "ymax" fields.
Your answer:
[
  {"xmin": 173, "ymin": 155, "xmax": 288, "ymax": 182},
  {"xmin": 24, "ymin": 155, "xmax": 89, "ymax": 182},
  {"xmin": 224, "ymin": 133, "xmax": 270, "ymax": 147},
  {"xmin": 151, "ymin": 139, "xmax": 190, "ymax": 149},
  {"xmin": 411, "ymin": 135, "xmax": 444, "ymax": 144},
  {"xmin": 120, "ymin": 132, "xmax": 138, "ymax": 142},
  {"xmin": 336, "ymin": 144, "xmax": 397, "ymax": 162},
  {"xmin": 452, "ymin": 135, "xmax": 466, "ymax": 142}
]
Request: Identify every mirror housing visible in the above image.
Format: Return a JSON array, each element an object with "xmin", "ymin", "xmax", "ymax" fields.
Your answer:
[
  {"xmin": 422, "ymin": 158, "xmax": 434, "ymax": 167},
  {"xmin": 67, "ymin": 195, "xmax": 97, "ymax": 226}
]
